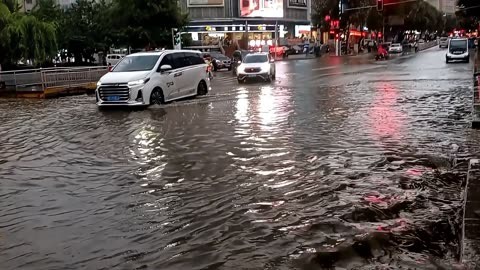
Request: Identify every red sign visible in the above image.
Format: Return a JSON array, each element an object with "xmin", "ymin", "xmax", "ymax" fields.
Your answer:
[{"xmin": 330, "ymin": 20, "xmax": 339, "ymax": 29}]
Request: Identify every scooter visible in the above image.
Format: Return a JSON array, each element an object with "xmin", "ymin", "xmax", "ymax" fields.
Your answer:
[{"xmin": 375, "ymin": 52, "xmax": 389, "ymax": 61}]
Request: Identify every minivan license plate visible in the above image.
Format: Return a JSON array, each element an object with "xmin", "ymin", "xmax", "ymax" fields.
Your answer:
[{"xmin": 107, "ymin": 96, "xmax": 120, "ymax": 101}]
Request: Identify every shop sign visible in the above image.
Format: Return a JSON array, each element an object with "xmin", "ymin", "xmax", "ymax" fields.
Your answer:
[
  {"xmin": 288, "ymin": 0, "xmax": 307, "ymax": 9},
  {"xmin": 240, "ymin": 0, "xmax": 283, "ymax": 18},
  {"xmin": 188, "ymin": 0, "xmax": 224, "ymax": 7},
  {"xmin": 330, "ymin": 20, "xmax": 339, "ymax": 29}
]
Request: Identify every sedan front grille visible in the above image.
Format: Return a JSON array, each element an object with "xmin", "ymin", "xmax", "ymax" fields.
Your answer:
[{"xmin": 98, "ymin": 84, "xmax": 129, "ymax": 101}]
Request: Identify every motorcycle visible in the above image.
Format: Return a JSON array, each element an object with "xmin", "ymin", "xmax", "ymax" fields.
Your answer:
[{"xmin": 375, "ymin": 52, "xmax": 389, "ymax": 61}]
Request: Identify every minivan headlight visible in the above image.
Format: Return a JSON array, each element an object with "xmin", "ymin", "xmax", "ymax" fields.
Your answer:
[{"xmin": 128, "ymin": 78, "xmax": 150, "ymax": 87}]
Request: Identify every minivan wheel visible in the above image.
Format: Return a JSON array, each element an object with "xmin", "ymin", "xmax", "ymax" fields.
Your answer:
[
  {"xmin": 150, "ymin": 88, "xmax": 164, "ymax": 105},
  {"xmin": 197, "ymin": 81, "xmax": 208, "ymax": 96}
]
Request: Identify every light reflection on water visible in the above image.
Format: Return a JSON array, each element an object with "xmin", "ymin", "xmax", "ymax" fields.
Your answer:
[{"xmin": 0, "ymin": 67, "xmax": 474, "ymax": 269}]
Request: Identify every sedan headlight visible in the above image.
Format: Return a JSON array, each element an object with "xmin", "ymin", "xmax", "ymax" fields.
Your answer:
[{"xmin": 128, "ymin": 78, "xmax": 150, "ymax": 87}]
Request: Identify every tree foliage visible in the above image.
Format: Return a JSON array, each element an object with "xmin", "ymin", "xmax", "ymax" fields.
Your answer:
[
  {"xmin": 0, "ymin": 0, "xmax": 188, "ymax": 67},
  {"xmin": 0, "ymin": 0, "xmax": 57, "ymax": 66},
  {"xmin": 110, "ymin": 0, "xmax": 188, "ymax": 49},
  {"xmin": 457, "ymin": 0, "xmax": 480, "ymax": 18}
]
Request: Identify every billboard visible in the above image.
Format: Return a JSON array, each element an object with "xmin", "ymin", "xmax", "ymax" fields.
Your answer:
[
  {"xmin": 288, "ymin": 0, "xmax": 307, "ymax": 9},
  {"xmin": 240, "ymin": 0, "xmax": 283, "ymax": 18},
  {"xmin": 188, "ymin": 0, "xmax": 224, "ymax": 7}
]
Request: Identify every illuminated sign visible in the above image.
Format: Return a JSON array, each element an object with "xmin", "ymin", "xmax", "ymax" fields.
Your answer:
[
  {"xmin": 288, "ymin": 0, "xmax": 307, "ymax": 9},
  {"xmin": 240, "ymin": 0, "xmax": 283, "ymax": 18},
  {"xmin": 330, "ymin": 20, "xmax": 339, "ymax": 29},
  {"xmin": 188, "ymin": 0, "xmax": 224, "ymax": 7}
]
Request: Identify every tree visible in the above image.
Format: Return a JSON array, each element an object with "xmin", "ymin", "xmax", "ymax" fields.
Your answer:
[
  {"xmin": 366, "ymin": 8, "xmax": 382, "ymax": 32},
  {"xmin": 111, "ymin": 0, "xmax": 188, "ymax": 49},
  {"xmin": 56, "ymin": 0, "xmax": 114, "ymax": 63},
  {"xmin": 311, "ymin": 0, "xmax": 339, "ymax": 30},
  {"xmin": 457, "ymin": 0, "xmax": 480, "ymax": 18},
  {"xmin": 0, "ymin": 0, "xmax": 57, "ymax": 66}
]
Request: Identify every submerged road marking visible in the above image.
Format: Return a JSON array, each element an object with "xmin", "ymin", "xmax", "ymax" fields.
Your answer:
[{"xmin": 312, "ymin": 66, "xmax": 338, "ymax": 71}]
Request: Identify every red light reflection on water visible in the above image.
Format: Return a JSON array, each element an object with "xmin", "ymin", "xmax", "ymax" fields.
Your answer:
[{"xmin": 369, "ymin": 82, "xmax": 405, "ymax": 141}]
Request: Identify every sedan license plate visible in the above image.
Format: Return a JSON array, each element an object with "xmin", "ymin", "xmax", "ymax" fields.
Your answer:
[
  {"xmin": 248, "ymin": 75, "xmax": 256, "ymax": 78},
  {"xmin": 107, "ymin": 96, "xmax": 120, "ymax": 101}
]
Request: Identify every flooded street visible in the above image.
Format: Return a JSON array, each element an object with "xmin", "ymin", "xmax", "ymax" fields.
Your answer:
[{"xmin": 1, "ymin": 48, "xmax": 479, "ymax": 269}]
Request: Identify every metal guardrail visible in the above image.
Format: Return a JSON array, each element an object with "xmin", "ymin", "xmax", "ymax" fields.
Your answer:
[
  {"xmin": 418, "ymin": 40, "xmax": 438, "ymax": 51},
  {"xmin": 0, "ymin": 66, "xmax": 107, "ymax": 91}
]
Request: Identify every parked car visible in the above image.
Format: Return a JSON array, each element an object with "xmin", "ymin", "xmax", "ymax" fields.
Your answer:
[
  {"xmin": 208, "ymin": 52, "xmax": 232, "ymax": 71},
  {"xmin": 446, "ymin": 38, "xmax": 469, "ymax": 63},
  {"xmin": 236, "ymin": 53, "xmax": 276, "ymax": 83},
  {"xmin": 106, "ymin": 54, "xmax": 125, "ymax": 66},
  {"xmin": 388, "ymin": 43, "xmax": 403, "ymax": 54},
  {"xmin": 439, "ymin": 37, "xmax": 449, "ymax": 48},
  {"xmin": 283, "ymin": 45, "xmax": 302, "ymax": 56},
  {"xmin": 96, "ymin": 50, "xmax": 210, "ymax": 107}
]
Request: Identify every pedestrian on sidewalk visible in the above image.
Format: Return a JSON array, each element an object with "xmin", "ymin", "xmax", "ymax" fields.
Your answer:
[{"xmin": 304, "ymin": 43, "xmax": 310, "ymax": 57}]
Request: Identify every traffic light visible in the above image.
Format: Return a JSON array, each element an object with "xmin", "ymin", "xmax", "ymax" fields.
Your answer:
[{"xmin": 377, "ymin": 0, "xmax": 383, "ymax": 11}]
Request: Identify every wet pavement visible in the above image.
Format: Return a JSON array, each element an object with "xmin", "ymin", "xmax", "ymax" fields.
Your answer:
[{"xmin": 1, "ymin": 47, "xmax": 479, "ymax": 269}]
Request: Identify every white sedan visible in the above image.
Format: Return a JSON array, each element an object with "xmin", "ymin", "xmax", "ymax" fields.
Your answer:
[{"xmin": 388, "ymin": 43, "xmax": 403, "ymax": 54}]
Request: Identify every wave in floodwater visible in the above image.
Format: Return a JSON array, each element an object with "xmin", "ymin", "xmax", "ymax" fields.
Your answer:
[{"xmin": 0, "ymin": 77, "xmax": 475, "ymax": 270}]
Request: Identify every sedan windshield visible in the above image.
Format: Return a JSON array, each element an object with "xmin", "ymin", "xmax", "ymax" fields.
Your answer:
[
  {"xmin": 450, "ymin": 40, "xmax": 467, "ymax": 50},
  {"xmin": 113, "ymin": 55, "xmax": 161, "ymax": 72},
  {"xmin": 244, "ymin": 55, "xmax": 268, "ymax": 63}
]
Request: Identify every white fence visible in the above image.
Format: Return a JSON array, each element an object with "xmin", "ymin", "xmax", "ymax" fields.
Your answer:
[{"xmin": 0, "ymin": 66, "xmax": 108, "ymax": 90}]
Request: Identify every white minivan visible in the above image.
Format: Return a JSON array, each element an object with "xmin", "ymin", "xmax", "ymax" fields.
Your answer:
[
  {"xmin": 446, "ymin": 38, "xmax": 469, "ymax": 63},
  {"xmin": 96, "ymin": 50, "xmax": 210, "ymax": 107},
  {"xmin": 106, "ymin": 54, "xmax": 125, "ymax": 66}
]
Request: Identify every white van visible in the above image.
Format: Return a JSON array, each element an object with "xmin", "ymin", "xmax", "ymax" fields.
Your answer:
[
  {"xmin": 106, "ymin": 54, "xmax": 125, "ymax": 66},
  {"xmin": 446, "ymin": 38, "xmax": 469, "ymax": 63},
  {"xmin": 95, "ymin": 50, "xmax": 210, "ymax": 107}
]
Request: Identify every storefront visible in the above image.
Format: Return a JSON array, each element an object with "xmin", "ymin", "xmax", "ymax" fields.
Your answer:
[
  {"xmin": 184, "ymin": 22, "xmax": 307, "ymax": 50},
  {"xmin": 179, "ymin": 0, "xmax": 311, "ymax": 52}
]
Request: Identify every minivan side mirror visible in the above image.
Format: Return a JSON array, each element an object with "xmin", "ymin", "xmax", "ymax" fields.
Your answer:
[{"xmin": 159, "ymin": 64, "xmax": 172, "ymax": 72}]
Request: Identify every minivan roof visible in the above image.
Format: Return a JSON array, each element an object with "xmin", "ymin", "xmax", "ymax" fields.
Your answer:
[{"xmin": 127, "ymin": 50, "xmax": 202, "ymax": 56}]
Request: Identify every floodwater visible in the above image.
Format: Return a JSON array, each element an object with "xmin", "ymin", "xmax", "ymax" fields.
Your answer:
[{"xmin": 0, "ymin": 48, "xmax": 478, "ymax": 269}]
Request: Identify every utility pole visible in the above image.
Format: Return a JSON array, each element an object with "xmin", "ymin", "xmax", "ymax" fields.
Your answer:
[{"xmin": 171, "ymin": 28, "xmax": 176, "ymax": 49}]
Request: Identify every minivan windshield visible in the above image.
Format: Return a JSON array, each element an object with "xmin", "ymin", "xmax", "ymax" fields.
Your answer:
[
  {"xmin": 450, "ymin": 40, "xmax": 467, "ymax": 50},
  {"xmin": 244, "ymin": 54, "xmax": 268, "ymax": 63},
  {"xmin": 113, "ymin": 55, "xmax": 161, "ymax": 72}
]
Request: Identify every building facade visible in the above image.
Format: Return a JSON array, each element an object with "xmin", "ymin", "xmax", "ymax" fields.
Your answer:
[
  {"xmin": 179, "ymin": 0, "xmax": 312, "ymax": 49},
  {"xmin": 425, "ymin": 0, "xmax": 440, "ymax": 10},
  {"xmin": 439, "ymin": 0, "xmax": 456, "ymax": 15},
  {"xmin": 18, "ymin": 0, "xmax": 76, "ymax": 12}
]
